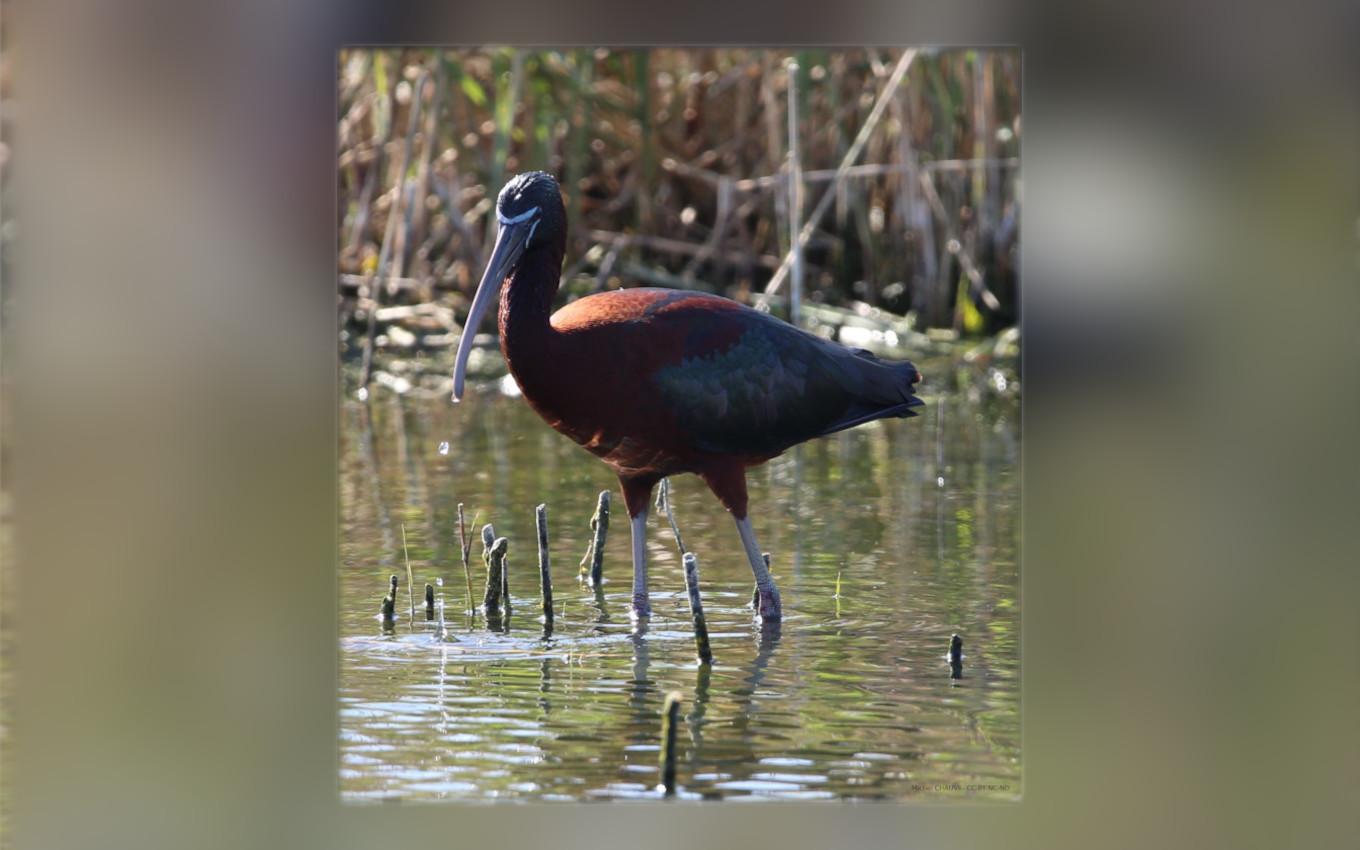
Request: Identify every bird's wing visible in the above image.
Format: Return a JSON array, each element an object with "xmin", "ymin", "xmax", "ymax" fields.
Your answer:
[
  {"xmin": 553, "ymin": 289, "xmax": 920, "ymax": 458},
  {"xmin": 648, "ymin": 303, "xmax": 864, "ymax": 456}
]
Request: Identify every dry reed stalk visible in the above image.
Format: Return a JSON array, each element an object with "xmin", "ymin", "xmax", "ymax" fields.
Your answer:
[
  {"xmin": 589, "ymin": 229, "xmax": 781, "ymax": 271},
  {"xmin": 337, "ymin": 48, "xmax": 1020, "ymax": 339},
  {"xmin": 408, "ymin": 62, "xmax": 446, "ymax": 272},
  {"xmin": 760, "ymin": 53, "xmax": 788, "ymax": 260},
  {"xmin": 536, "ymin": 503, "xmax": 553, "ymax": 623},
  {"xmin": 381, "ymin": 574, "xmax": 398, "ymax": 630},
  {"xmin": 917, "ymin": 169, "xmax": 998, "ymax": 312},
  {"xmin": 565, "ymin": 49, "xmax": 594, "ymax": 237},
  {"xmin": 580, "ymin": 491, "xmax": 609, "ymax": 587},
  {"xmin": 659, "ymin": 691, "xmax": 682, "ymax": 796},
  {"xmin": 682, "ymin": 554, "xmax": 714, "ymax": 666},
  {"xmin": 656, "ymin": 478, "xmax": 686, "ymax": 557},
  {"xmin": 360, "ymin": 64, "xmax": 428, "ymax": 391},
  {"xmin": 680, "ymin": 174, "xmax": 733, "ymax": 282},
  {"xmin": 732, "ymin": 159, "xmax": 1019, "ymax": 192},
  {"xmin": 633, "ymin": 49, "xmax": 653, "ymax": 235},
  {"xmin": 759, "ymin": 48, "xmax": 918, "ymax": 306},
  {"xmin": 482, "ymin": 536, "xmax": 508, "ymax": 617}
]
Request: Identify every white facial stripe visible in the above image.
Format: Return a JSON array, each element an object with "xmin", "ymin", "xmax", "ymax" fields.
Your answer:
[{"xmin": 497, "ymin": 205, "xmax": 540, "ymax": 225}]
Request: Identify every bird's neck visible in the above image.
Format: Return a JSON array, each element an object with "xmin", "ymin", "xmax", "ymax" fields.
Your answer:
[{"xmin": 498, "ymin": 242, "xmax": 564, "ymax": 372}]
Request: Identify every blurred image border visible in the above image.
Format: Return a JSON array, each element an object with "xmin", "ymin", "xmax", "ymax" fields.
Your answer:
[{"xmin": 7, "ymin": 1, "xmax": 1357, "ymax": 849}]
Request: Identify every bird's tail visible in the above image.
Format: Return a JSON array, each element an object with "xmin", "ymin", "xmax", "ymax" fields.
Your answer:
[{"xmin": 818, "ymin": 351, "xmax": 924, "ymax": 437}]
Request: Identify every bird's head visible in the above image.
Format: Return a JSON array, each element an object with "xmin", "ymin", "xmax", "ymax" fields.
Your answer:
[
  {"xmin": 493, "ymin": 171, "xmax": 563, "ymax": 253},
  {"xmin": 452, "ymin": 172, "xmax": 564, "ymax": 402}
]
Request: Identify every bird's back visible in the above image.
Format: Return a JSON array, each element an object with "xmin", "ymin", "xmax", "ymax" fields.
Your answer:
[{"xmin": 549, "ymin": 289, "xmax": 922, "ymax": 461}]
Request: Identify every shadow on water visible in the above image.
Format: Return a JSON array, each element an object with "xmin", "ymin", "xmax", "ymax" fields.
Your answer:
[{"xmin": 339, "ymin": 362, "xmax": 1020, "ymax": 802}]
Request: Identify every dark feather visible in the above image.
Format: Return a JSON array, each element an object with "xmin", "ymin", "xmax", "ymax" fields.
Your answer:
[{"xmin": 649, "ymin": 296, "xmax": 922, "ymax": 456}]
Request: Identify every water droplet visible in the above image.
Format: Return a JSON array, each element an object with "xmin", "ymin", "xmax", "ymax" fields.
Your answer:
[
  {"xmin": 937, "ymin": 476, "xmax": 945, "ymax": 487},
  {"xmin": 357, "ymin": 386, "xmax": 369, "ymax": 401},
  {"xmin": 435, "ymin": 577, "xmax": 443, "ymax": 586},
  {"xmin": 438, "ymin": 441, "xmax": 450, "ymax": 455}
]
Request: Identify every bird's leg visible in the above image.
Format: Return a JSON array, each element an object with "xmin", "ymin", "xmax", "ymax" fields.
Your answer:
[
  {"xmin": 619, "ymin": 477, "xmax": 659, "ymax": 619},
  {"xmin": 630, "ymin": 507, "xmax": 651, "ymax": 618},
  {"xmin": 696, "ymin": 463, "xmax": 781, "ymax": 621},
  {"xmin": 734, "ymin": 516, "xmax": 781, "ymax": 621}
]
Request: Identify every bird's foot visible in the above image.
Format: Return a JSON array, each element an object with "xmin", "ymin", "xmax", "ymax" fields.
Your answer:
[
  {"xmin": 756, "ymin": 588, "xmax": 782, "ymax": 622},
  {"xmin": 629, "ymin": 594, "xmax": 652, "ymax": 619}
]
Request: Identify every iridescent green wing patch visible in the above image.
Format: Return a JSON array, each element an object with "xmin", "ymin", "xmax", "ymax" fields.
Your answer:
[{"xmin": 652, "ymin": 323, "xmax": 849, "ymax": 455}]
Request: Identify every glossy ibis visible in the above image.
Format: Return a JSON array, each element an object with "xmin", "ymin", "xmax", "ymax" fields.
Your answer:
[{"xmin": 452, "ymin": 172, "xmax": 923, "ymax": 621}]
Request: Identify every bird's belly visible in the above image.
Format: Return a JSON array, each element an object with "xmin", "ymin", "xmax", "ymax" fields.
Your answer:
[
  {"xmin": 568, "ymin": 424, "xmax": 692, "ymax": 477},
  {"xmin": 530, "ymin": 406, "xmax": 692, "ymax": 478},
  {"xmin": 517, "ymin": 369, "xmax": 781, "ymax": 479}
]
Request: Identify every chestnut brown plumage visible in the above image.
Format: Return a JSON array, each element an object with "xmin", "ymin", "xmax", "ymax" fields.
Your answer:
[{"xmin": 453, "ymin": 172, "xmax": 923, "ymax": 620}]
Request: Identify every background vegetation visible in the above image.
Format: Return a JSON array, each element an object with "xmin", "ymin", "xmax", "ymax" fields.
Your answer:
[{"xmin": 337, "ymin": 47, "xmax": 1020, "ymax": 377}]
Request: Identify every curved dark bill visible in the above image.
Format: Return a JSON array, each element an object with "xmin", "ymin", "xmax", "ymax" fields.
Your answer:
[{"xmin": 451, "ymin": 220, "xmax": 532, "ymax": 401}]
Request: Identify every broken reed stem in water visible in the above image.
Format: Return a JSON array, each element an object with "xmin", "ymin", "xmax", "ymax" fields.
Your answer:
[
  {"xmin": 949, "ymin": 633, "xmax": 964, "ymax": 680},
  {"xmin": 425, "ymin": 583, "xmax": 435, "ymax": 620},
  {"xmin": 579, "ymin": 490, "xmax": 610, "ymax": 586},
  {"xmin": 458, "ymin": 504, "xmax": 475, "ymax": 615},
  {"xmin": 657, "ymin": 478, "xmax": 687, "ymax": 556},
  {"xmin": 401, "ymin": 524, "xmax": 414, "ymax": 626},
  {"xmin": 482, "ymin": 536, "xmax": 508, "ymax": 617},
  {"xmin": 480, "ymin": 523, "xmax": 510, "ymax": 613},
  {"xmin": 660, "ymin": 691, "xmax": 683, "ymax": 797},
  {"xmin": 381, "ymin": 574, "xmax": 397, "ymax": 628},
  {"xmin": 536, "ymin": 504, "xmax": 554, "ymax": 623},
  {"xmin": 682, "ymin": 553, "xmax": 714, "ymax": 665}
]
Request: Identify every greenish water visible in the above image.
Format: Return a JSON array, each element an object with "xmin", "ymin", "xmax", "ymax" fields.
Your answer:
[{"xmin": 339, "ymin": 364, "xmax": 1019, "ymax": 802}]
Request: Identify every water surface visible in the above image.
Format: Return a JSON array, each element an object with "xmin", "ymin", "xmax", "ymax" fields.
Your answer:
[{"xmin": 339, "ymin": 363, "xmax": 1019, "ymax": 802}]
